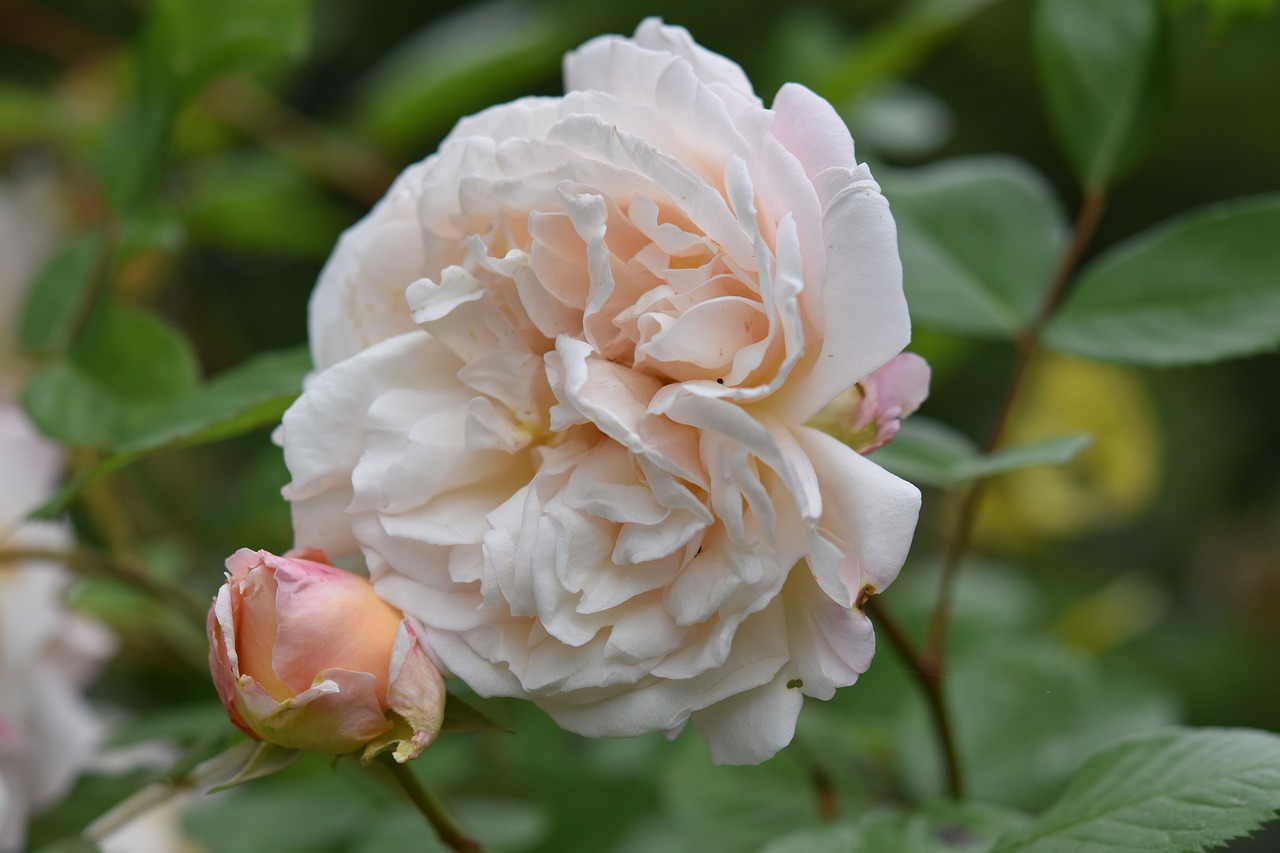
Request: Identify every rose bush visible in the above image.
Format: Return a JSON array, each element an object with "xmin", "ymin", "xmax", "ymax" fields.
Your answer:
[
  {"xmin": 208, "ymin": 548, "xmax": 446, "ymax": 760},
  {"xmin": 280, "ymin": 19, "xmax": 924, "ymax": 763}
]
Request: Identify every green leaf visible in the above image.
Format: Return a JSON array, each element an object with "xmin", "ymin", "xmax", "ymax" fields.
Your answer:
[
  {"xmin": 900, "ymin": 640, "xmax": 1179, "ymax": 810},
  {"xmin": 885, "ymin": 157, "xmax": 1068, "ymax": 339},
  {"xmin": 659, "ymin": 738, "xmax": 823, "ymax": 853},
  {"xmin": 813, "ymin": 0, "xmax": 1006, "ymax": 104},
  {"xmin": 761, "ymin": 802, "xmax": 1029, "ymax": 853},
  {"xmin": 1034, "ymin": 0, "xmax": 1165, "ymax": 187},
  {"xmin": 452, "ymin": 798, "xmax": 551, "ymax": 851},
  {"xmin": 101, "ymin": 0, "xmax": 312, "ymax": 210},
  {"xmin": 117, "ymin": 345, "xmax": 309, "ymax": 452},
  {"xmin": 350, "ymin": 2, "xmax": 567, "ymax": 152},
  {"xmin": 97, "ymin": 99, "xmax": 178, "ymax": 212},
  {"xmin": 78, "ymin": 308, "xmax": 199, "ymax": 400},
  {"xmin": 19, "ymin": 234, "xmax": 104, "ymax": 356},
  {"xmin": 992, "ymin": 728, "xmax": 1280, "ymax": 852},
  {"xmin": 1172, "ymin": 0, "xmax": 1279, "ymax": 27},
  {"xmin": 1045, "ymin": 195, "xmax": 1280, "ymax": 364},
  {"xmin": 184, "ymin": 756, "xmax": 376, "ymax": 853},
  {"xmin": 23, "ymin": 306, "xmax": 200, "ymax": 447},
  {"xmin": 194, "ymin": 741, "xmax": 303, "ymax": 794},
  {"xmin": 871, "ymin": 418, "xmax": 1091, "ymax": 488},
  {"xmin": 144, "ymin": 0, "xmax": 311, "ymax": 99},
  {"xmin": 26, "ymin": 347, "xmax": 309, "ymax": 519},
  {"xmin": 348, "ymin": 813, "xmax": 451, "ymax": 853},
  {"xmin": 869, "ymin": 418, "xmax": 978, "ymax": 486},
  {"xmin": 0, "ymin": 84, "xmax": 64, "ymax": 142},
  {"xmin": 181, "ymin": 154, "xmax": 350, "ymax": 258},
  {"xmin": 759, "ymin": 824, "xmax": 861, "ymax": 853},
  {"xmin": 967, "ymin": 434, "xmax": 1094, "ymax": 480}
]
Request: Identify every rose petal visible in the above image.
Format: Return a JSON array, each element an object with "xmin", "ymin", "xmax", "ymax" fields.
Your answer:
[
  {"xmin": 765, "ymin": 182, "xmax": 911, "ymax": 423},
  {"xmin": 690, "ymin": 669, "xmax": 804, "ymax": 765},
  {"xmin": 794, "ymin": 426, "xmax": 921, "ymax": 595}
]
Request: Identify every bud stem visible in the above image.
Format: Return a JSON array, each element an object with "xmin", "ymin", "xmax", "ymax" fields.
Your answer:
[{"xmin": 382, "ymin": 757, "xmax": 484, "ymax": 853}]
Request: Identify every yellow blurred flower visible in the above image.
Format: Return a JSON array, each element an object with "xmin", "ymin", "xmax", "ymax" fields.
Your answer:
[{"xmin": 974, "ymin": 353, "xmax": 1163, "ymax": 551}]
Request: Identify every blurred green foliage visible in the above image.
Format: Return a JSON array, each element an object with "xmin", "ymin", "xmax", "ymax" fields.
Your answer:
[{"xmin": 3, "ymin": 0, "xmax": 1279, "ymax": 850}]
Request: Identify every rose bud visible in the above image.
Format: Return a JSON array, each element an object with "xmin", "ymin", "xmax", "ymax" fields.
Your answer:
[
  {"xmin": 207, "ymin": 548, "xmax": 445, "ymax": 762},
  {"xmin": 812, "ymin": 353, "xmax": 931, "ymax": 454},
  {"xmin": 844, "ymin": 352, "xmax": 931, "ymax": 453}
]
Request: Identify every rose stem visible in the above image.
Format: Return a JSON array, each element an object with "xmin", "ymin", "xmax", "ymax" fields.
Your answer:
[
  {"xmin": 922, "ymin": 186, "xmax": 1107, "ymax": 669},
  {"xmin": 871, "ymin": 186, "xmax": 1107, "ymax": 802},
  {"xmin": 864, "ymin": 597, "xmax": 964, "ymax": 801},
  {"xmin": 382, "ymin": 758, "xmax": 484, "ymax": 853},
  {"xmin": 786, "ymin": 739, "xmax": 841, "ymax": 820}
]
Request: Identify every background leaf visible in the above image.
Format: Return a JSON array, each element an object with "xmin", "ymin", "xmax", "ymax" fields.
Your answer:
[
  {"xmin": 144, "ymin": 0, "xmax": 311, "ymax": 98},
  {"xmin": 22, "ymin": 306, "xmax": 200, "ymax": 448},
  {"xmin": 180, "ymin": 154, "xmax": 350, "ymax": 258},
  {"xmin": 653, "ymin": 739, "xmax": 826, "ymax": 853},
  {"xmin": 810, "ymin": 0, "xmax": 1008, "ymax": 104},
  {"xmin": 197, "ymin": 742, "xmax": 302, "ymax": 794},
  {"xmin": 100, "ymin": 0, "xmax": 312, "ymax": 210},
  {"xmin": 886, "ymin": 156, "xmax": 1067, "ymax": 339},
  {"xmin": 117, "ymin": 346, "xmax": 309, "ymax": 452},
  {"xmin": 19, "ymin": 234, "xmax": 104, "ymax": 356},
  {"xmin": 1045, "ymin": 195, "xmax": 1280, "ymax": 364},
  {"xmin": 870, "ymin": 418, "xmax": 1091, "ymax": 488},
  {"xmin": 992, "ymin": 728, "xmax": 1280, "ymax": 852},
  {"xmin": 26, "ymin": 347, "xmax": 309, "ymax": 519},
  {"xmin": 349, "ymin": 1, "xmax": 568, "ymax": 153},
  {"xmin": 901, "ymin": 640, "xmax": 1180, "ymax": 810},
  {"xmin": 1034, "ymin": 0, "xmax": 1166, "ymax": 187}
]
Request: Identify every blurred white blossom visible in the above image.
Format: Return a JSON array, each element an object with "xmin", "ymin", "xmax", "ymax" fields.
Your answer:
[{"xmin": 0, "ymin": 171, "xmax": 110, "ymax": 853}]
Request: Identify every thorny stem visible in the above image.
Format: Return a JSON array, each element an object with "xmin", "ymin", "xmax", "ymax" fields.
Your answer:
[
  {"xmin": 383, "ymin": 758, "xmax": 484, "ymax": 853},
  {"xmin": 900, "ymin": 186, "xmax": 1108, "ymax": 796}
]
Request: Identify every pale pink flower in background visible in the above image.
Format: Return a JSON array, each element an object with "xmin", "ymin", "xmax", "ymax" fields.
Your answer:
[
  {"xmin": 280, "ymin": 19, "xmax": 922, "ymax": 763},
  {"xmin": 0, "ymin": 405, "xmax": 112, "ymax": 853},
  {"xmin": 0, "ymin": 169, "xmax": 109, "ymax": 852},
  {"xmin": 208, "ymin": 548, "xmax": 446, "ymax": 761}
]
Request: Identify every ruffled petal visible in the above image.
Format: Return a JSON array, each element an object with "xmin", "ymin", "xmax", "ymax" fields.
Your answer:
[{"xmin": 793, "ymin": 426, "xmax": 921, "ymax": 595}]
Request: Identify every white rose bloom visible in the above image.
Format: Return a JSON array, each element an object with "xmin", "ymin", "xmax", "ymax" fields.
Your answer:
[
  {"xmin": 281, "ymin": 19, "xmax": 922, "ymax": 764},
  {"xmin": 0, "ymin": 168, "xmax": 109, "ymax": 851},
  {"xmin": 0, "ymin": 405, "xmax": 112, "ymax": 852}
]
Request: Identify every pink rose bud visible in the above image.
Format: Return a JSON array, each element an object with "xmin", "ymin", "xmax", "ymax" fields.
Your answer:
[
  {"xmin": 845, "ymin": 353, "xmax": 932, "ymax": 453},
  {"xmin": 207, "ymin": 548, "xmax": 446, "ymax": 762}
]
